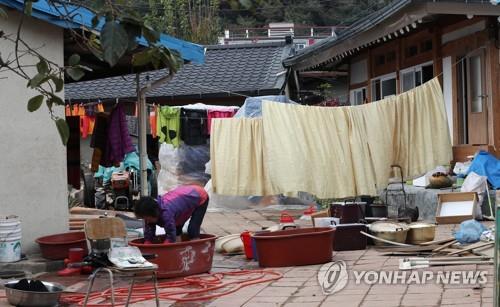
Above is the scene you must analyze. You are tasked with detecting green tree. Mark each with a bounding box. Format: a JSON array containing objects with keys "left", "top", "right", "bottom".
[
  {"left": 220, "top": 0, "right": 392, "bottom": 28},
  {"left": 145, "top": 0, "right": 221, "bottom": 45},
  {"left": 0, "top": 0, "right": 181, "bottom": 145}
]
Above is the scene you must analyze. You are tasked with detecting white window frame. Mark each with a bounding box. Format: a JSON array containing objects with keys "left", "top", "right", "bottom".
[
  {"left": 350, "top": 87, "right": 367, "bottom": 106},
  {"left": 399, "top": 61, "right": 433, "bottom": 92},
  {"left": 371, "top": 72, "right": 397, "bottom": 101}
]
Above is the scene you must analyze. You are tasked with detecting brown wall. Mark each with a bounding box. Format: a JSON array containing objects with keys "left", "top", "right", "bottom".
[{"left": 346, "top": 16, "right": 500, "bottom": 159}]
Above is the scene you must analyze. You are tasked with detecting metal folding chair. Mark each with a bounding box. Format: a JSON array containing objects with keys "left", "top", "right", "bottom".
[{"left": 83, "top": 217, "right": 160, "bottom": 307}]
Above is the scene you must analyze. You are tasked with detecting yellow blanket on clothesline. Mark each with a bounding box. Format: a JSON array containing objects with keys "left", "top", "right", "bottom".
[{"left": 211, "top": 77, "right": 452, "bottom": 198}]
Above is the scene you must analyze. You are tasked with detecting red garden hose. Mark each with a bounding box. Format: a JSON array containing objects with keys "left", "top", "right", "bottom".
[{"left": 59, "top": 269, "right": 283, "bottom": 306}]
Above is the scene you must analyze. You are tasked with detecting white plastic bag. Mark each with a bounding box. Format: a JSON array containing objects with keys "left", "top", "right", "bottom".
[
  {"left": 454, "top": 161, "right": 471, "bottom": 176},
  {"left": 158, "top": 143, "right": 181, "bottom": 195},
  {"left": 461, "top": 172, "right": 487, "bottom": 219}
]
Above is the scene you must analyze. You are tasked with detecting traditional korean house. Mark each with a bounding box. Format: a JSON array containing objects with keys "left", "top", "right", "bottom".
[{"left": 283, "top": 0, "right": 500, "bottom": 161}]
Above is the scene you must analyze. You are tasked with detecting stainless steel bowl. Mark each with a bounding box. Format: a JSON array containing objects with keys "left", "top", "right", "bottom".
[{"left": 4, "top": 280, "right": 64, "bottom": 307}]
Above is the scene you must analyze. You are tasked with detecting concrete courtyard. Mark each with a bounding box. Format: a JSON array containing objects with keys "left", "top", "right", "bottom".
[{"left": 0, "top": 208, "right": 495, "bottom": 307}]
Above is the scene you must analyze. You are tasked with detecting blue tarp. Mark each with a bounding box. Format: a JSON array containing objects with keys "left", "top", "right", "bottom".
[
  {"left": 468, "top": 151, "right": 500, "bottom": 189},
  {"left": 0, "top": 0, "right": 205, "bottom": 64},
  {"left": 234, "top": 95, "right": 295, "bottom": 118}
]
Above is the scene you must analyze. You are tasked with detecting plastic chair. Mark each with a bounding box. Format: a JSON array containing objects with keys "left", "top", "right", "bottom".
[{"left": 83, "top": 217, "right": 160, "bottom": 307}]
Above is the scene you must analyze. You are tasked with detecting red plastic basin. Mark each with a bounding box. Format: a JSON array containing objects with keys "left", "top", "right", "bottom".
[
  {"left": 129, "top": 234, "right": 216, "bottom": 279},
  {"left": 35, "top": 231, "right": 88, "bottom": 260},
  {"left": 253, "top": 227, "right": 334, "bottom": 267}
]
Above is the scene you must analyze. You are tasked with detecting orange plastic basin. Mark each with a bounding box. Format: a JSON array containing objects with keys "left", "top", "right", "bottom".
[
  {"left": 129, "top": 234, "right": 216, "bottom": 279},
  {"left": 253, "top": 227, "right": 334, "bottom": 267},
  {"left": 35, "top": 231, "right": 88, "bottom": 260}
]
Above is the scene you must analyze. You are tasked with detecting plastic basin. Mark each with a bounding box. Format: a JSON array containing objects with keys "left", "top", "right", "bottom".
[
  {"left": 35, "top": 232, "right": 88, "bottom": 260},
  {"left": 129, "top": 234, "right": 216, "bottom": 279},
  {"left": 253, "top": 227, "right": 334, "bottom": 267}
]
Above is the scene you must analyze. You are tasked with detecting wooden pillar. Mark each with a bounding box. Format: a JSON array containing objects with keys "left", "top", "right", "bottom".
[
  {"left": 396, "top": 36, "right": 402, "bottom": 94},
  {"left": 433, "top": 27, "right": 443, "bottom": 83},
  {"left": 489, "top": 40, "right": 500, "bottom": 156},
  {"left": 367, "top": 48, "right": 373, "bottom": 102}
]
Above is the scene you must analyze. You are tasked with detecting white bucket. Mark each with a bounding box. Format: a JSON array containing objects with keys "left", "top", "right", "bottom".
[{"left": 0, "top": 216, "right": 22, "bottom": 262}]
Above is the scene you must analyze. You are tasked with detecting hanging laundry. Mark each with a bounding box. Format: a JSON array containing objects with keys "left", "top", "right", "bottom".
[
  {"left": 71, "top": 104, "right": 79, "bottom": 116},
  {"left": 101, "top": 103, "right": 135, "bottom": 167},
  {"left": 97, "top": 103, "right": 105, "bottom": 113},
  {"left": 65, "top": 105, "right": 72, "bottom": 117},
  {"left": 211, "top": 118, "right": 274, "bottom": 196},
  {"left": 207, "top": 109, "right": 235, "bottom": 134},
  {"left": 157, "top": 106, "right": 181, "bottom": 147},
  {"left": 87, "top": 116, "right": 95, "bottom": 135},
  {"left": 210, "top": 78, "right": 452, "bottom": 198},
  {"left": 66, "top": 117, "right": 81, "bottom": 189},
  {"left": 78, "top": 105, "right": 85, "bottom": 117},
  {"left": 90, "top": 113, "right": 109, "bottom": 172},
  {"left": 180, "top": 108, "right": 208, "bottom": 146},
  {"left": 149, "top": 105, "right": 158, "bottom": 138},
  {"left": 80, "top": 115, "right": 90, "bottom": 139}
]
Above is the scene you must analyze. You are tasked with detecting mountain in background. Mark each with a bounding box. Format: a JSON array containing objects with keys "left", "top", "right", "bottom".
[
  {"left": 71, "top": 0, "right": 393, "bottom": 44},
  {"left": 221, "top": 0, "right": 392, "bottom": 28}
]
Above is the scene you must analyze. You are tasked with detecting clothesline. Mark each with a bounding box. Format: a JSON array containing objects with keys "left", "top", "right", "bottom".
[{"left": 67, "top": 48, "right": 478, "bottom": 109}]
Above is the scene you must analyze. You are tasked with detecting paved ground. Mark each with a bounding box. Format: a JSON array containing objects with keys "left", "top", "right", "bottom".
[{"left": 0, "top": 209, "right": 495, "bottom": 306}]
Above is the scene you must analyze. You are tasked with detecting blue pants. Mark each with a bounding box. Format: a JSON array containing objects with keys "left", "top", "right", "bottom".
[{"left": 176, "top": 198, "right": 209, "bottom": 239}]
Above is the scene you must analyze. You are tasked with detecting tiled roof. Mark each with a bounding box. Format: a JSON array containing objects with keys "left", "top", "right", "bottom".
[
  {"left": 65, "top": 43, "right": 291, "bottom": 101},
  {"left": 283, "top": 0, "right": 500, "bottom": 70}
]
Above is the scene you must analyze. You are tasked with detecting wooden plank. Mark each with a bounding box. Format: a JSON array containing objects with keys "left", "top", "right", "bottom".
[
  {"left": 360, "top": 231, "right": 412, "bottom": 247},
  {"left": 70, "top": 207, "right": 116, "bottom": 216},
  {"left": 419, "top": 237, "right": 455, "bottom": 246},
  {"left": 375, "top": 245, "right": 441, "bottom": 253},
  {"left": 448, "top": 242, "right": 494, "bottom": 255},
  {"left": 433, "top": 240, "right": 458, "bottom": 252}
]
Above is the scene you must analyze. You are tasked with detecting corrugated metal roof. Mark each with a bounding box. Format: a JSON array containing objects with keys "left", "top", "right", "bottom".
[{"left": 0, "top": 0, "right": 205, "bottom": 64}]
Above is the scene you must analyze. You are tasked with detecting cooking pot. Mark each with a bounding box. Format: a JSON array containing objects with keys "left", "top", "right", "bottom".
[
  {"left": 5, "top": 280, "right": 64, "bottom": 307},
  {"left": 406, "top": 222, "right": 436, "bottom": 244},
  {"left": 369, "top": 221, "right": 409, "bottom": 246}
]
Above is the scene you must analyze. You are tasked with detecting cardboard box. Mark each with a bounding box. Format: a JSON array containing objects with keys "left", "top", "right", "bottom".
[
  {"left": 311, "top": 209, "right": 330, "bottom": 227},
  {"left": 436, "top": 192, "right": 477, "bottom": 224}
]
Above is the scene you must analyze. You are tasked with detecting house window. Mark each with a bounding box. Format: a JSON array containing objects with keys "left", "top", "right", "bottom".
[
  {"left": 382, "top": 78, "right": 397, "bottom": 97},
  {"left": 400, "top": 61, "right": 434, "bottom": 92},
  {"left": 350, "top": 87, "right": 367, "bottom": 105},
  {"left": 371, "top": 73, "right": 397, "bottom": 101}
]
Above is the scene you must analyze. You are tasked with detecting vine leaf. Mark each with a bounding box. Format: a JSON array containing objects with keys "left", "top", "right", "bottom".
[
  {"left": 55, "top": 118, "right": 70, "bottom": 145},
  {"left": 27, "top": 95, "right": 44, "bottom": 112},
  {"left": 66, "top": 67, "right": 85, "bottom": 81},
  {"left": 36, "top": 58, "right": 49, "bottom": 74},
  {"left": 101, "top": 21, "right": 128, "bottom": 66},
  {"left": 50, "top": 76, "right": 64, "bottom": 92},
  {"left": 68, "top": 54, "right": 80, "bottom": 66}
]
